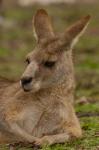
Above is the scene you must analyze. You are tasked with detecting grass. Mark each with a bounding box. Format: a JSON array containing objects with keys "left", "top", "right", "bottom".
[{"left": 0, "top": 2, "right": 99, "bottom": 150}]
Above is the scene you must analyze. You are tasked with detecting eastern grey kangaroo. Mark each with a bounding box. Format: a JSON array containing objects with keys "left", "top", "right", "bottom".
[{"left": 0, "top": 9, "right": 90, "bottom": 149}]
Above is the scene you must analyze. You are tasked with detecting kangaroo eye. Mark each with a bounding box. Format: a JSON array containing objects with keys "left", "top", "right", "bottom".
[
  {"left": 26, "top": 58, "right": 30, "bottom": 64},
  {"left": 44, "top": 61, "right": 56, "bottom": 68}
]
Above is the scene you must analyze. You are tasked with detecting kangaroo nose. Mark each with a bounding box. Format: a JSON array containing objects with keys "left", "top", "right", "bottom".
[{"left": 21, "top": 77, "right": 33, "bottom": 86}]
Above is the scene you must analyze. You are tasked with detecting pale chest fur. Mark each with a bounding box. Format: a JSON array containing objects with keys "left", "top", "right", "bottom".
[{"left": 13, "top": 96, "right": 70, "bottom": 138}]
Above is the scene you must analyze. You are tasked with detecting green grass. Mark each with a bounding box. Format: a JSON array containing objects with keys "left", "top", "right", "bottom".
[
  {"left": 76, "top": 103, "right": 99, "bottom": 114},
  {"left": 0, "top": 3, "right": 99, "bottom": 150}
]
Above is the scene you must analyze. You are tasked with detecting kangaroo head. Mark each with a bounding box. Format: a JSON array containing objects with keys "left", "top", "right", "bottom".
[{"left": 21, "top": 9, "right": 90, "bottom": 92}]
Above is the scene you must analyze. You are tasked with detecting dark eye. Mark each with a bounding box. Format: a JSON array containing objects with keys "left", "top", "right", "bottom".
[
  {"left": 26, "top": 58, "right": 30, "bottom": 64},
  {"left": 44, "top": 61, "right": 56, "bottom": 68}
]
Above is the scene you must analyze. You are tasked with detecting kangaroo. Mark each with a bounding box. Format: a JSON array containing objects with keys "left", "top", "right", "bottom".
[{"left": 0, "top": 9, "right": 90, "bottom": 149}]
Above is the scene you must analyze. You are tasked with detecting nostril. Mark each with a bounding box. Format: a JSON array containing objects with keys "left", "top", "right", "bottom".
[{"left": 21, "top": 77, "right": 33, "bottom": 85}]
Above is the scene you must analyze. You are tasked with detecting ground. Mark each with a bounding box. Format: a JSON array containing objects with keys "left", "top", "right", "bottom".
[{"left": 0, "top": 3, "right": 99, "bottom": 150}]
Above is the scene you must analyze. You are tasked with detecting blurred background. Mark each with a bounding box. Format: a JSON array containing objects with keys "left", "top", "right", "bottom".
[{"left": 0, "top": 1, "right": 99, "bottom": 149}]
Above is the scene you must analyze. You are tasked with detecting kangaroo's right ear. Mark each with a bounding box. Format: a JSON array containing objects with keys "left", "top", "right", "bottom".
[{"left": 33, "top": 9, "right": 54, "bottom": 43}]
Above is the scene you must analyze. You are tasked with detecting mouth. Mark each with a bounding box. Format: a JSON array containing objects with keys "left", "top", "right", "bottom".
[
  {"left": 20, "top": 80, "right": 41, "bottom": 93},
  {"left": 20, "top": 82, "right": 32, "bottom": 92},
  {"left": 23, "top": 87, "right": 31, "bottom": 92},
  {"left": 23, "top": 85, "right": 32, "bottom": 92}
]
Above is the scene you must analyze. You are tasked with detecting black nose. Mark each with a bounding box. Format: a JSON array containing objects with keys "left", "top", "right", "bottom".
[{"left": 21, "top": 77, "right": 33, "bottom": 86}]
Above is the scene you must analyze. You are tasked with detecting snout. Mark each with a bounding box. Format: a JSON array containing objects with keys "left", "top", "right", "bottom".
[
  {"left": 21, "top": 77, "right": 33, "bottom": 92},
  {"left": 21, "top": 77, "right": 33, "bottom": 85}
]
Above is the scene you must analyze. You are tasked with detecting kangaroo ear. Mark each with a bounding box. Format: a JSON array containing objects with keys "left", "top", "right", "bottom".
[
  {"left": 62, "top": 15, "right": 91, "bottom": 48},
  {"left": 33, "top": 9, "right": 54, "bottom": 42}
]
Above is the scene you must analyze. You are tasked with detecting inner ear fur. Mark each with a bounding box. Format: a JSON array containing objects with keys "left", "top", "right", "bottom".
[
  {"left": 33, "top": 9, "right": 54, "bottom": 42},
  {"left": 61, "top": 15, "right": 91, "bottom": 49}
]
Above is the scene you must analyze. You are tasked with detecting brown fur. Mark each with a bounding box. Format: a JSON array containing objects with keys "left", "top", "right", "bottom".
[{"left": 0, "top": 9, "right": 90, "bottom": 149}]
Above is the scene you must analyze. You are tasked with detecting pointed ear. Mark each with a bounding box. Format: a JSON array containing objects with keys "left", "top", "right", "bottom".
[
  {"left": 33, "top": 9, "right": 54, "bottom": 43},
  {"left": 62, "top": 15, "right": 91, "bottom": 48}
]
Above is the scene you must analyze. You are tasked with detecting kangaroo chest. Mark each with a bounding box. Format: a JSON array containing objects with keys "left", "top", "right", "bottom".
[{"left": 19, "top": 101, "right": 68, "bottom": 137}]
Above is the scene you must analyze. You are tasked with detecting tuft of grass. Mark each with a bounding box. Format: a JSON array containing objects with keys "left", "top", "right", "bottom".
[{"left": 76, "top": 103, "right": 99, "bottom": 114}]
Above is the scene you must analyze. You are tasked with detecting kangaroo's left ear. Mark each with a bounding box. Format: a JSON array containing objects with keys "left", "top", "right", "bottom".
[{"left": 61, "top": 15, "right": 91, "bottom": 49}]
